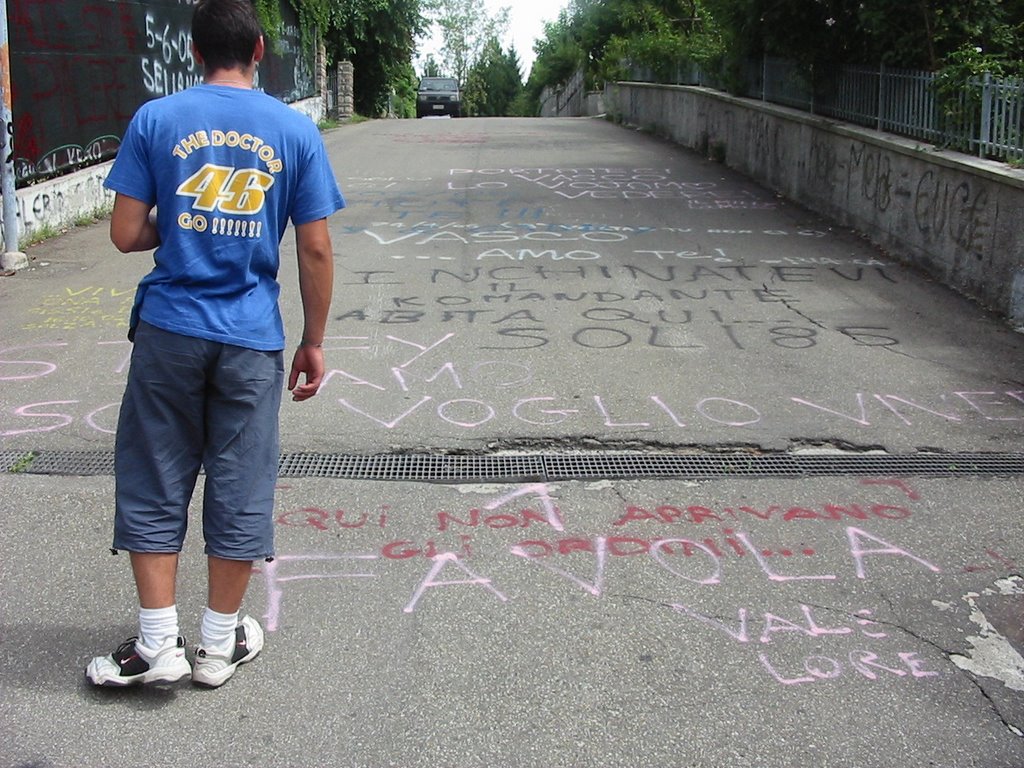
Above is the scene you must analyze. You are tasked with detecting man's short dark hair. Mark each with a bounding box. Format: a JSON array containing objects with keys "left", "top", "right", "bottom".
[{"left": 192, "top": 0, "right": 263, "bottom": 72}]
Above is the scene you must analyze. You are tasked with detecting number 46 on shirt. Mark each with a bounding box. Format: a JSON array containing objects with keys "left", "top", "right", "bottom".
[{"left": 177, "top": 163, "right": 275, "bottom": 214}]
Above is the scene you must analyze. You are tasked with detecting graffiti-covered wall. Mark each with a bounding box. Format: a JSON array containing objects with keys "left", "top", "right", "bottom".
[{"left": 9, "top": 0, "right": 314, "bottom": 184}]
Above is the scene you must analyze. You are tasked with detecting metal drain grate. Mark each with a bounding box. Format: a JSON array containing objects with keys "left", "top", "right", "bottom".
[
  {"left": 5, "top": 449, "right": 1024, "bottom": 481},
  {"left": 278, "top": 453, "right": 545, "bottom": 482}
]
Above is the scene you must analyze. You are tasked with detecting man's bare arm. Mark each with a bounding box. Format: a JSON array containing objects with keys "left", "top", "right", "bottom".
[
  {"left": 109, "top": 193, "right": 160, "bottom": 253},
  {"left": 288, "top": 218, "right": 334, "bottom": 401}
]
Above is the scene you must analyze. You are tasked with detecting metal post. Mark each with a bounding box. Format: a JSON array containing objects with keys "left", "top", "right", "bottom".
[
  {"left": 978, "top": 72, "right": 992, "bottom": 158},
  {"left": 0, "top": 0, "right": 25, "bottom": 270}
]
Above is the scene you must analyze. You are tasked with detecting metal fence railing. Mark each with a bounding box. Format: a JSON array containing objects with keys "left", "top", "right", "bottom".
[{"left": 627, "top": 57, "right": 1024, "bottom": 164}]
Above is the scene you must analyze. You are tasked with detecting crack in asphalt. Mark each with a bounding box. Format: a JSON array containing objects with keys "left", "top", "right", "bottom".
[{"left": 768, "top": 284, "right": 917, "bottom": 359}]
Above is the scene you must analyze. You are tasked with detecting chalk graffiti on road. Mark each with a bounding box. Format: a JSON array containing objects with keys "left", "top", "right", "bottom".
[
  {"left": 22, "top": 286, "right": 134, "bottom": 331},
  {"left": 260, "top": 479, "right": 1009, "bottom": 687},
  {"left": 3, "top": 335, "right": 1024, "bottom": 436},
  {"left": 445, "top": 168, "right": 779, "bottom": 208}
]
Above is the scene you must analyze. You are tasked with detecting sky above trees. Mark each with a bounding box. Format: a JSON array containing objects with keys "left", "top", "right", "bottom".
[{"left": 417, "top": 0, "right": 568, "bottom": 77}]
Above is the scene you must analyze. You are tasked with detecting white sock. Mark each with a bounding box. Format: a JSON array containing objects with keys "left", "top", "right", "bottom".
[
  {"left": 201, "top": 607, "right": 239, "bottom": 655},
  {"left": 138, "top": 605, "right": 179, "bottom": 651}
]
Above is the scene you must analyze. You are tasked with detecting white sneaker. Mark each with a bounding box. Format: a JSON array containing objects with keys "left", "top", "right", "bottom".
[
  {"left": 192, "top": 615, "right": 264, "bottom": 688},
  {"left": 86, "top": 636, "right": 190, "bottom": 686}
]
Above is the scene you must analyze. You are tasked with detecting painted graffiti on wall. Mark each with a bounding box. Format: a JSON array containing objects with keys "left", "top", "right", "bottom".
[{"left": 9, "top": 0, "right": 312, "bottom": 183}]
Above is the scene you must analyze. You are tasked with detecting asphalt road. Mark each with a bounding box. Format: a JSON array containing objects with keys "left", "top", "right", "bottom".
[{"left": 1, "top": 116, "right": 1023, "bottom": 768}]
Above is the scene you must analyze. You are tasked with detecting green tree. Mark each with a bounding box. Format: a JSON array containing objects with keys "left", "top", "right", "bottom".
[
  {"left": 432, "top": 0, "right": 510, "bottom": 86},
  {"left": 701, "top": 0, "right": 1024, "bottom": 73},
  {"left": 465, "top": 38, "right": 523, "bottom": 115},
  {"left": 522, "top": 11, "right": 584, "bottom": 114},
  {"left": 421, "top": 55, "right": 443, "bottom": 78},
  {"left": 321, "top": 0, "right": 430, "bottom": 115}
]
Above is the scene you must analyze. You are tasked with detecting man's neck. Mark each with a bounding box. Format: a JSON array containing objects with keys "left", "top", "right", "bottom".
[{"left": 204, "top": 67, "right": 254, "bottom": 89}]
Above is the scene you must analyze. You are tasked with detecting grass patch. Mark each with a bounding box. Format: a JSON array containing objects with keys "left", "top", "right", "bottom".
[
  {"left": 18, "top": 202, "right": 114, "bottom": 248},
  {"left": 20, "top": 222, "right": 62, "bottom": 249},
  {"left": 72, "top": 203, "right": 113, "bottom": 228},
  {"left": 319, "top": 113, "right": 370, "bottom": 131},
  {"left": 9, "top": 451, "right": 37, "bottom": 473}
]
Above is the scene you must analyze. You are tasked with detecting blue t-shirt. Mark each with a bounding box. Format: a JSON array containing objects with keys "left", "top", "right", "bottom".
[{"left": 104, "top": 84, "right": 345, "bottom": 351}]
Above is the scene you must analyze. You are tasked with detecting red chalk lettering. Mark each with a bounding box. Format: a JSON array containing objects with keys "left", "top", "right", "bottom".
[
  {"left": 382, "top": 540, "right": 423, "bottom": 559},
  {"left": 656, "top": 505, "right": 686, "bottom": 523},
  {"left": 821, "top": 504, "right": 869, "bottom": 520},
  {"left": 607, "top": 537, "right": 650, "bottom": 556},
  {"left": 870, "top": 504, "right": 911, "bottom": 520},
  {"left": 737, "top": 505, "right": 778, "bottom": 521},
  {"left": 859, "top": 478, "right": 921, "bottom": 500},
  {"left": 687, "top": 506, "right": 722, "bottom": 523},
  {"left": 613, "top": 506, "right": 658, "bottom": 526},
  {"left": 513, "top": 540, "right": 553, "bottom": 558},
  {"left": 335, "top": 511, "right": 369, "bottom": 529},
  {"left": 558, "top": 538, "right": 596, "bottom": 555},
  {"left": 276, "top": 507, "right": 329, "bottom": 531},
  {"left": 782, "top": 506, "right": 824, "bottom": 521},
  {"left": 437, "top": 509, "right": 481, "bottom": 531}
]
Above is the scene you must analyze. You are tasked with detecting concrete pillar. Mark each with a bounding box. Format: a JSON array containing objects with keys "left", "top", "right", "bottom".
[
  {"left": 316, "top": 38, "right": 327, "bottom": 102},
  {"left": 337, "top": 61, "right": 354, "bottom": 119}
]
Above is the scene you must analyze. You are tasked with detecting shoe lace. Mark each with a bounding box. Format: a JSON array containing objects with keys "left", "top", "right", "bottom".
[{"left": 114, "top": 637, "right": 140, "bottom": 656}]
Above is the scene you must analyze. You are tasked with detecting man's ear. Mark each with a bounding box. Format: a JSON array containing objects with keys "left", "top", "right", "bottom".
[
  {"left": 253, "top": 35, "right": 265, "bottom": 64},
  {"left": 191, "top": 41, "right": 205, "bottom": 68}
]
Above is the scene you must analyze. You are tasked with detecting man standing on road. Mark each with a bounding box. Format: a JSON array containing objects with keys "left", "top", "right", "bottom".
[{"left": 86, "top": 0, "right": 344, "bottom": 688}]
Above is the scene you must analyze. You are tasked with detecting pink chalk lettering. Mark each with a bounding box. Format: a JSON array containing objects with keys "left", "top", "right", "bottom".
[
  {"left": 650, "top": 538, "right": 721, "bottom": 585},
  {"left": 403, "top": 552, "right": 508, "bottom": 613},
  {"left": 790, "top": 393, "right": 871, "bottom": 426},
  {"left": 321, "top": 369, "right": 387, "bottom": 390},
  {"left": 337, "top": 395, "right": 432, "bottom": 428},
  {"left": 672, "top": 603, "right": 749, "bottom": 642},
  {"left": 593, "top": 395, "right": 650, "bottom": 427},
  {"left": 484, "top": 483, "right": 565, "bottom": 532},
  {"left": 0, "top": 343, "right": 66, "bottom": 381},
  {"left": 845, "top": 527, "right": 941, "bottom": 579},
  {"left": 733, "top": 530, "right": 837, "bottom": 582},
  {"left": 2, "top": 401, "right": 78, "bottom": 436},
  {"left": 510, "top": 536, "right": 607, "bottom": 596},
  {"left": 262, "top": 554, "right": 378, "bottom": 631},
  {"left": 758, "top": 653, "right": 815, "bottom": 685},
  {"left": 389, "top": 332, "right": 456, "bottom": 369}
]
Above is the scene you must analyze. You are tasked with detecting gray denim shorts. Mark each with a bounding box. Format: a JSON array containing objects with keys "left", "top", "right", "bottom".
[{"left": 113, "top": 322, "right": 284, "bottom": 560}]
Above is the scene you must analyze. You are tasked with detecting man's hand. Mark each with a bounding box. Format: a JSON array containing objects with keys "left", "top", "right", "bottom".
[{"left": 288, "top": 344, "right": 325, "bottom": 401}]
